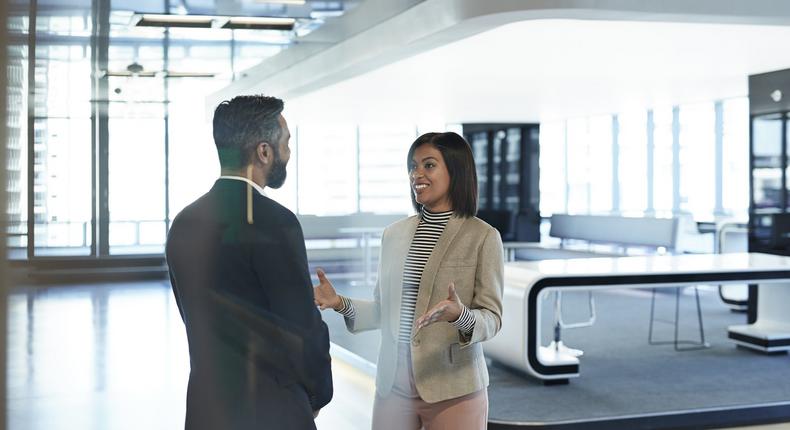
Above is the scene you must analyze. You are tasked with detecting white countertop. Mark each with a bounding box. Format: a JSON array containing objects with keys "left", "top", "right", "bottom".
[{"left": 505, "top": 252, "right": 790, "bottom": 279}]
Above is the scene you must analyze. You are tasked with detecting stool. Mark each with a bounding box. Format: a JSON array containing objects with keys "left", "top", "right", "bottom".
[{"left": 648, "top": 286, "right": 710, "bottom": 351}]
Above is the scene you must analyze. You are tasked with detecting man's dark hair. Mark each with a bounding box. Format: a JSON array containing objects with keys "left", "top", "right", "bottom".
[
  {"left": 212, "top": 95, "right": 284, "bottom": 170},
  {"left": 407, "top": 132, "right": 478, "bottom": 218}
]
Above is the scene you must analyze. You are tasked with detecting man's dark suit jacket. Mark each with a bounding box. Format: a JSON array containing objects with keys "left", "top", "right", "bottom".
[{"left": 166, "top": 178, "right": 333, "bottom": 430}]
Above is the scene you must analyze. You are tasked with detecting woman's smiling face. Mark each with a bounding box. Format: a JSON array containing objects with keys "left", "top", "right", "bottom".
[{"left": 409, "top": 144, "right": 452, "bottom": 213}]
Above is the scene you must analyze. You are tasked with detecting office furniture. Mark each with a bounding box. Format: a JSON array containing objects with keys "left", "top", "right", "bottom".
[
  {"left": 483, "top": 253, "right": 790, "bottom": 382},
  {"left": 749, "top": 68, "right": 790, "bottom": 257},
  {"left": 717, "top": 222, "right": 749, "bottom": 310},
  {"left": 463, "top": 123, "right": 541, "bottom": 242}
]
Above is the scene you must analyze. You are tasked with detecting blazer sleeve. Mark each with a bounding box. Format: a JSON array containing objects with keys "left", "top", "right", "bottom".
[
  {"left": 253, "top": 213, "right": 333, "bottom": 411},
  {"left": 461, "top": 227, "right": 504, "bottom": 348},
  {"left": 344, "top": 277, "right": 381, "bottom": 333},
  {"left": 344, "top": 229, "right": 385, "bottom": 333}
]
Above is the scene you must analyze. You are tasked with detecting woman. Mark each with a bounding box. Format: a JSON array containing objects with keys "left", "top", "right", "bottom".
[{"left": 313, "top": 132, "right": 504, "bottom": 429}]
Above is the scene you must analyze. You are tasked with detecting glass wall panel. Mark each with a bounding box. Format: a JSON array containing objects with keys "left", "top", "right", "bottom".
[
  {"left": 588, "top": 115, "right": 612, "bottom": 213},
  {"left": 6, "top": 12, "right": 29, "bottom": 258},
  {"left": 108, "top": 102, "right": 166, "bottom": 254},
  {"left": 469, "top": 132, "right": 488, "bottom": 209},
  {"left": 503, "top": 127, "right": 522, "bottom": 212},
  {"left": 652, "top": 107, "right": 674, "bottom": 215},
  {"left": 297, "top": 125, "right": 356, "bottom": 215},
  {"left": 538, "top": 121, "right": 566, "bottom": 216},
  {"left": 486, "top": 128, "right": 523, "bottom": 212},
  {"left": 566, "top": 118, "right": 590, "bottom": 214},
  {"left": 491, "top": 131, "right": 503, "bottom": 208},
  {"left": 32, "top": 37, "right": 92, "bottom": 256},
  {"left": 678, "top": 102, "right": 715, "bottom": 219},
  {"left": 358, "top": 124, "right": 412, "bottom": 215},
  {"left": 751, "top": 113, "right": 783, "bottom": 210},
  {"left": 566, "top": 115, "right": 611, "bottom": 214},
  {"left": 722, "top": 97, "right": 749, "bottom": 219},
  {"left": 617, "top": 111, "right": 647, "bottom": 214},
  {"left": 166, "top": 37, "right": 232, "bottom": 219}
]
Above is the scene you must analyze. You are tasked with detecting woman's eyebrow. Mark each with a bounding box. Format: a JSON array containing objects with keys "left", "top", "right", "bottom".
[{"left": 412, "top": 156, "right": 439, "bottom": 163}]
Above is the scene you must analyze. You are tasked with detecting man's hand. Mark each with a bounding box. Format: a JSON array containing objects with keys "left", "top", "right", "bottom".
[
  {"left": 414, "top": 282, "right": 462, "bottom": 332},
  {"left": 313, "top": 268, "right": 343, "bottom": 311}
]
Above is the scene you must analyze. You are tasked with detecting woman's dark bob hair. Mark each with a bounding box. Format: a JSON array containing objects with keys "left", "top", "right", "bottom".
[{"left": 407, "top": 132, "right": 478, "bottom": 218}]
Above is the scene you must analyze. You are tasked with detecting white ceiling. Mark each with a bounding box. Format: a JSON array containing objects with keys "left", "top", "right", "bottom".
[{"left": 286, "top": 19, "right": 790, "bottom": 125}]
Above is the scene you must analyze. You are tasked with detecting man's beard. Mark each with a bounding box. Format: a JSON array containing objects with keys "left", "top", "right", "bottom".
[{"left": 266, "top": 153, "right": 288, "bottom": 189}]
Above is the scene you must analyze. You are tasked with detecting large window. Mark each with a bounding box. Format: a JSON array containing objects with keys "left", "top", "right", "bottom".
[
  {"left": 358, "top": 124, "right": 412, "bottom": 214},
  {"left": 566, "top": 115, "right": 612, "bottom": 214},
  {"left": 6, "top": 1, "right": 363, "bottom": 259},
  {"left": 6, "top": 14, "right": 29, "bottom": 258},
  {"left": 538, "top": 97, "right": 750, "bottom": 222},
  {"left": 652, "top": 107, "right": 675, "bottom": 216},
  {"left": 538, "top": 121, "right": 566, "bottom": 216},
  {"left": 617, "top": 112, "right": 647, "bottom": 214},
  {"left": 296, "top": 124, "right": 357, "bottom": 215},
  {"left": 32, "top": 41, "right": 93, "bottom": 256},
  {"left": 722, "top": 98, "right": 749, "bottom": 218},
  {"left": 678, "top": 102, "right": 715, "bottom": 219},
  {"left": 167, "top": 77, "right": 223, "bottom": 220},
  {"left": 108, "top": 104, "right": 166, "bottom": 254}
]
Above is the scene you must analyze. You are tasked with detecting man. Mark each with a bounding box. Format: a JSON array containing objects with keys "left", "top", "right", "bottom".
[{"left": 166, "top": 95, "right": 333, "bottom": 429}]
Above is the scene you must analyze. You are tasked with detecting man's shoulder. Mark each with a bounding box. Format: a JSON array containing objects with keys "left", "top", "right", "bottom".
[
  {"left": 252, "top": 193, "right": 300, "bottom": 227},
  {"left": 169, "top": 191, "right": 211, "bottom": 227}
]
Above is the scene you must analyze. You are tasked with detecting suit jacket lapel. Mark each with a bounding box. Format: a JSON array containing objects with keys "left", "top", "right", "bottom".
[
  {"left": 388, "top": 216, "right": 419, "bottom": 339},
  {"left": 412, "top": 215, "right": 466, "bottom": 329}
]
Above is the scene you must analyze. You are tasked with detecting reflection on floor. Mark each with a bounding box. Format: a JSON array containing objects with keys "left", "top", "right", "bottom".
[
  {"left": 6, "top": 281, "right": 372, "bottom": 430},
  {"left": 5, "top": 280, "right": 789, "bottom": 430}
]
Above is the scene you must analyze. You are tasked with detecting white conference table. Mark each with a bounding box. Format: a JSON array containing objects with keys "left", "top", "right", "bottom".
[{"left": 483, "top": 252, "right": 790, "bottom": 382}]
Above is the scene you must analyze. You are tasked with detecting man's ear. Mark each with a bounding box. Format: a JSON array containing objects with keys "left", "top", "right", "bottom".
[{"left": 255, "top": 142, "right": 271, "bottom": 165}]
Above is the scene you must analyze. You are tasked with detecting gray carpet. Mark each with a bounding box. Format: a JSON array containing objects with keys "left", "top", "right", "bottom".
[
  {"left": 490, "top": 287, "right": 790, "bottom": 423},
  {"left": 321, "top": 281, "right": 790, "bottom": 426}
]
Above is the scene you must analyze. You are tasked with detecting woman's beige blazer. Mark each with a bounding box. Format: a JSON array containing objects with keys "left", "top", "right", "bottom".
[{"left": 345, "top": 214, "right": 504, "bottom": 403}]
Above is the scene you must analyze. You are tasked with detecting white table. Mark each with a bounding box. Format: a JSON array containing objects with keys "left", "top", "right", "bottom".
[{"left": 483, "top": 252, "right": 790, "bottom": 382}]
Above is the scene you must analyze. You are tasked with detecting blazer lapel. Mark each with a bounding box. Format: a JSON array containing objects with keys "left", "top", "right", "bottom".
[
  {"left": 388, "top": 216, "right": 419, "bottom": 339},
  {"left": 412, "top": 215, "right": 466, "bottom": 329}
]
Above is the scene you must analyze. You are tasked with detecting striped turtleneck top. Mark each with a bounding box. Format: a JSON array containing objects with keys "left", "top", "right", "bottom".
[{"left": 337, "top": 209, "right": 476, "bottom": 343}]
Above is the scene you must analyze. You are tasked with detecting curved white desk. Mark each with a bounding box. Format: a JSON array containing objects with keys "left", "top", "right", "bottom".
[{"left": 483, "top": 252, "right": 790, "bottom": 382}]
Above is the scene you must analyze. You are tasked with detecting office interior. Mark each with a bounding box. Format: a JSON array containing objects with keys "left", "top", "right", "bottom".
[{"left": 3, "top": 0, "right": 790, "bottom": 429}]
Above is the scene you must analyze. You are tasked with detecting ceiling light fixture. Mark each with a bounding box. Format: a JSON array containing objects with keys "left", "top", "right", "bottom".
[
  {"left": 135, "top": 14, "right": 214, "bottom": 28},
  {"left": 104, "top": 70, "right": 216, "bottom": 78},
  {"left": 132, "top": 13, "right": 296, "bottom": 30},
  {"left": 221, "top": 17, "right": 295, "bottom": 30}
]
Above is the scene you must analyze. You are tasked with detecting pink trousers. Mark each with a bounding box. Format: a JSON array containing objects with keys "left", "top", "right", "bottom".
[{"left": 371, "top": 343, "right": 488, "bottom": 430}]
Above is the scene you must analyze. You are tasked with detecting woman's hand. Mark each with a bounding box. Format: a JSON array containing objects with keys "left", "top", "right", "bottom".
[
  {"left": 313, "top": 268, "right": 343, "bottom": 311},
  {"left": 414, "top": 282, "right": 462, "bottom": 331}
]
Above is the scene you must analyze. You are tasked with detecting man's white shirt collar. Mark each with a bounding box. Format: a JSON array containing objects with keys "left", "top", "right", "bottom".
[{"left": 218, "top": 175, "right": 267, "bottom": 196}]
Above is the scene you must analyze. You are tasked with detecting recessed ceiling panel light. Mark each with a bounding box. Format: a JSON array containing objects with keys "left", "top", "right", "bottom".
[
  {"left": 222, "top": 17, "right": 295, "bottom": 30},
  {"left": 135, "top": 14, "right": 214, "bottom": 28}
]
